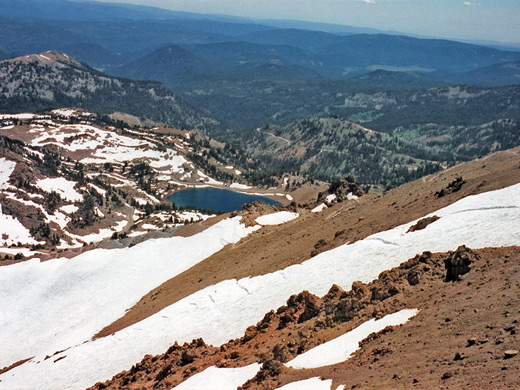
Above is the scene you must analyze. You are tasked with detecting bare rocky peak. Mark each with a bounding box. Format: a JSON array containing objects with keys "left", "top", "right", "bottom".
[{"left": 5, "top": 50, "right": 85, "bottom": 69}]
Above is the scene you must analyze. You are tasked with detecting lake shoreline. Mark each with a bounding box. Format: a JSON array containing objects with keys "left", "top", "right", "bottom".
[
  {"left": 167, "top": 187, "right": 286, "bottom": 213},
  {"left": 163, "top": 181, "right": 293, "bottom": 207}
]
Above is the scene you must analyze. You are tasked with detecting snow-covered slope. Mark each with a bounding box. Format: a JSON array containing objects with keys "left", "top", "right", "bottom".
[
  {"left": 1, "top": 183, "right": 518, "bottom": 389},
  {"left": 0, "top": 110, "right": 248, "bottom": 255},
  {"left": 0, "top": 217, "right": 258, "bottom": 372}
]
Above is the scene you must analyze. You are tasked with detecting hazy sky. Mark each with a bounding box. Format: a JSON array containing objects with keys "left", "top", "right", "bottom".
[{"left": 100, "top": 0, "right": 520, "bottom": 44}]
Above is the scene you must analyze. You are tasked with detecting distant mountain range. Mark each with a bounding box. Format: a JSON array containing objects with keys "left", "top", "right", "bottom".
[
  {"left": 111, "top": 34, "right": 520, "bottom": 84},
  {"left": 1, "top": 0, "right": 519, "bottom": 82},
  {"left": 0, "top": 51, "right": 223, "bottom": 132},
  {"left": 238, "top": 28, "right": 344, "bottom": 49}
]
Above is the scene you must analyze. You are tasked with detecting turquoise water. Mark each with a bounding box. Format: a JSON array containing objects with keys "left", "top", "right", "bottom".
[{"left": 167, "top": 187, "right": 281, "bottom": 213}]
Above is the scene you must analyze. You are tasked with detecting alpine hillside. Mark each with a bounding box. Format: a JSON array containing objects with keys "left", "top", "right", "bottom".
[{"left": 0, "top": 51, "right": 223, "bottom": 133}]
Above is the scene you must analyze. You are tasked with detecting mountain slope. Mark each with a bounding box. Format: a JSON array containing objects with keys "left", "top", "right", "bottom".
[
  {"left": 0, "top": 51, "right": 223, "bottom": 132},
  {"left": 461, "top": 60, "right": 520, "bottom": 86},
  {"left": 58, "top": 42, "right": 128, "bottom": 68},
  {"left": 113, "top": 44, "right": 220, "bottom": 86},
  {"left": 112, "top": 42, "right": 321, "bottom": 89},
  {"left": 93, "top": 147, "right": 520, "bottom": 341},
  {"left": 348, "top": 69, "right": 444, "bottom": 88},
  {"left": 235, "top": 116, "right": 447, "bottom": 187},
  {"left": 1, "top": 146, "right": 518, "bottom": 389},
  {"left": 182, "top": 41, "right": 316, "bottom": 69}
]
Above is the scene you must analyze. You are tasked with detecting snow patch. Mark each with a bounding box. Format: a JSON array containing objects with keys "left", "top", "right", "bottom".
[
  {"left": 325, "top": 194, "right": 337, "bottom": 203},
  {"left": 274, "top": 377, "right": 333, "bottom": 390},
  {"left": 230, "top": 183, "right": 252, "bottom": 190},
  {"left": 51, "top": 109, "right": 78, "bottom": 117},
  {"left": 255, "top": 211, "right": 299, "bottom": 226},
  {"left": 173, "top": 363, "right": 261, "bottom": 390},
  {"left": 0, "top": 113, "right": 35, "bottom": 120},
  {"left": 0, "top": 204, "right": 38, "bottom": 246},
  {"left": 0, "top": 158, "right": 16, "bottom": 190},
  {"left": 311, "top": 203, "right": 327, "bottom": 213},
  {"left": 36, "top": 177, "right": 83, "bottom": 202},
  {"left": 286, "top": 309, "right": 419, "bottom": 369},
  {"left": 0, "top": 247, "right": 41, "bottom": 257}
]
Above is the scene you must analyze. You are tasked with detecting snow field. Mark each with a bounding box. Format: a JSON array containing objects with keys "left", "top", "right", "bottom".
[
  {"left": 286, "top": 309, "right": 419, "bottom": 369},
  {"left": 27, "top": 122, "right": 188, "bottom": 172},
  {"left": 0, "top": 217, "right": 259, "bottom": 372},
  {"left": 1, "top": 184, "right": 520, "bottom": 389}
]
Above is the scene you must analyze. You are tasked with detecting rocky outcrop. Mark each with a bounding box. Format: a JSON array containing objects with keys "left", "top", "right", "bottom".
[
  {"left": 237, "top": 201, "right": 286, "bottom": 227},
  {"left": 317, "top": 174, "right": 363, "bottom": 203},
  {"left": 407, "top": 215, "right": 440, "bottom": 232},
  {"left": 444, "top": 245, "right": 479, "bottom": 282},
  {"left": 435, "top": 176, "right": 466, "bottom": 198}
]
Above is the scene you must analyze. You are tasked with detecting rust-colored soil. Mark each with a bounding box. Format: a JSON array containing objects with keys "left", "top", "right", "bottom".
[
  {"left": 89, "top": 246, "right": 520, "bottom": 390},
  {"left": 271, "top": 247, "right": 520, "bottom": 390},
  {"left": 95, "top": 147, "right": 520, "bottom": 339}
]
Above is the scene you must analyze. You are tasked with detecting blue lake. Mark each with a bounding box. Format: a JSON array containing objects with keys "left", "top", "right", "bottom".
[{"left": 167, "top": 187, "right": 282, "bottom": 213}]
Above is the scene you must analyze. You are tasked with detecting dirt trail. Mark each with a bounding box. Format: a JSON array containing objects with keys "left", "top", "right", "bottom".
[{"left": 95, "top": 147, "right": 520, "bottom": 339}]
